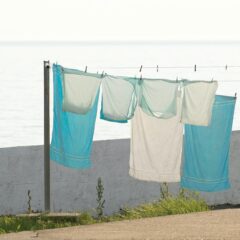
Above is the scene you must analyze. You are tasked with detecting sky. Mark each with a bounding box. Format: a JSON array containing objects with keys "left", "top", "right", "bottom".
[{"left": 0, "top": 0, "right": 240, "bottom": 42}]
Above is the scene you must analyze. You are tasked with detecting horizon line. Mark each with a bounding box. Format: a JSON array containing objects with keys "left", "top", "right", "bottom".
[{"left": 1, "top": 40, "right": 240, "bottom": 46}]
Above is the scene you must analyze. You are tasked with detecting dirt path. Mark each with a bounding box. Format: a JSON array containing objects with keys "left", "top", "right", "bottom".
[{"left": 1, "top": 209, "right": 240, "bottom": 240}]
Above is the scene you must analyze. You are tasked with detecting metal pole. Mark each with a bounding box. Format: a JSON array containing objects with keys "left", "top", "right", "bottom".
[{"left": 44, "top": 60, "right": 50, "bottom": 212}]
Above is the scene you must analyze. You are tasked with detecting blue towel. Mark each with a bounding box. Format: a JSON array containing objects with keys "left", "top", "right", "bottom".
[
  {"left": 181, "top": 95, "right": 236, "bottom": 192},
  {"left": 50, "top": 64, "right": 99, "bottom": 169}
]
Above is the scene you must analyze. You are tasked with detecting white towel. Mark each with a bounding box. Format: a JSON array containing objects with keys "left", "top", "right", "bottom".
[
  {"left": 101, "top": 75, "right": 137, "bottom": 121},
  {"left": 181, "top": 81, "right": 218, "bottom": 126},
  {"left": 129, "top": 104, "right": 183, "bottom": 182},
  {"left": 62, "top": 68, "right": 102, "bottom": 114},
  {"left": 139, "top": 79, "right": 179, "bottom": 118}
]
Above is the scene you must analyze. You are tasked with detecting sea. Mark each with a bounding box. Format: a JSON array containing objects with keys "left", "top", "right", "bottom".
[{"left": 0, "top": 41, "right": 240, "bottom": 148}]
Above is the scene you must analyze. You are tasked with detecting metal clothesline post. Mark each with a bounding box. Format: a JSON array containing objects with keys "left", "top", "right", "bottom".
[{"left": 44, "top": 60, "right": 50, "bottom": 212}]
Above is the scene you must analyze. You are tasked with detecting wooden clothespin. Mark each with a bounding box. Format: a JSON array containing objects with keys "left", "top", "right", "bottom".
[
  {"left": 139, "top": 65, "right": 143, "bottom": 72},
  {"left": 194, "top": 64, "right": 197, "bottom": 72}
]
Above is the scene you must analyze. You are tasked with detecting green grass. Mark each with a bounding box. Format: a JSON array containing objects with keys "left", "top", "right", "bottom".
[
  {"left": 106, "top": 194, "right": 209, "bottom": 222},
  {"left": 0, "top": 190, "right": 209, "bottom": 234},
  {"left": 0, "top": 212, "right": 95, "bottom": 234}
]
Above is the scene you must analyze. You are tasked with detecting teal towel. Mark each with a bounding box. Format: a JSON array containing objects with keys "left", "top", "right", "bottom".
[
  {"left": 50, "top": 64, "right": 99, "bottom": 169},
  {"left": 181, "top": 95, "right": 236, "bottom": 192}
]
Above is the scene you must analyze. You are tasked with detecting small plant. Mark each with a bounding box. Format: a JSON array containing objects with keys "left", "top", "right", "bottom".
[
  {"left": 27, "top": 190, "right": 32, "bottom": 214},
  {"left": 178, "top": 188, "right": 200, "bottom": 200},
  {"left": 178, "top": 188, "right": 186, "bottom": 198},
  {"left": 96, "top": 177, "right": 105, "bottom": 219},
  {"left": 77, "top": 212, "right": 95, "bottom": 225},
  {"left": 160, "top": 182, "right": 171, "bottom": 199}
]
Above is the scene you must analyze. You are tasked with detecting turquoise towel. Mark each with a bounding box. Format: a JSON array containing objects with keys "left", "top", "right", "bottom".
[
  {"left": 181, "top": 95, "right": 236, "bottom": 192},
  {"left": 50, "top": 64, "right": 99, "bottom": 169}
]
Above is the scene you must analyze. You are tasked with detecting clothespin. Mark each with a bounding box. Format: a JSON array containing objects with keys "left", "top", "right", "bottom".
[
  {"left": 194, "top": 64, "right": 197, "bottom": 72},
  {"left": 235, "top": 92, "right": 237, "bottom": 98},
  {"left": 85, "top": 66, "right": 88, "bottom": 73},
  {"left": 157, "top": 65, "right": 159, "bottom": 72},
  {"left": 225, "top": 65, "right": 228, "bottom": 71},
  {"left": 139, "top": 65, "right": 143, "bottom": 72}
]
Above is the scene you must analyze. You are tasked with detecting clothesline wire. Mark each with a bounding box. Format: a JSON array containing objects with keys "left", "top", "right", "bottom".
[
  {"left": 211, "top": 80, "right": 240, "bottom": 82},
  {"left": 51, "top": 62, "right": 240, "bottom": 70},
  {"left": 90, "top": 65, "right": 240, "bottom": 70},
  {"left": 87, "top": 65, "right": 240, "bottom": 82}
]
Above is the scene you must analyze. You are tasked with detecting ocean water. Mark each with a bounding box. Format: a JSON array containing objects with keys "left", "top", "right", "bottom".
[{"left": 0, "top": 41, "right": 240, "bottom": 148}]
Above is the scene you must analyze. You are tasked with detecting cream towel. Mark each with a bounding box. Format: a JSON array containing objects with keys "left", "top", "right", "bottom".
[
  {"left": 101, "top": 75, "right": 137, "bottom": 121},
  {"left": 62, "top": 68, "right": 102, "bottom": 114},
  {"left": 129, "top": 106, "right": 183, "bottom": 182},
  {"left": 181, "top": 81, "right": 218, "bottom": 126}
]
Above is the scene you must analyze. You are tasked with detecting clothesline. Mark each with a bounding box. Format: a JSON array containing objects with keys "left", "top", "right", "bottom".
[
  {"left": 50, "top": 63, "right": 237, "bottom": 192},
  {"left": 51, "top": 62, "right": 240, "bottom": 71},
  {"left": 42, "top": 61, "right": 239, "bottom": 212},
  {"left": 49, "top": 62, "right": 240, "bottom": 82},
  {"left": 86, "top": 65, "right": 240, "bottom": 82},
  {"left": 91, "top": 65, "right": 240, "bottom": 70}
]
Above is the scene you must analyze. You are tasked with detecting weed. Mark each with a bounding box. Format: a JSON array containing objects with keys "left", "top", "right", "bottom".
[
  {"left": 27, "top": 190, "right": 32, "bottom": 214},
  {"left": 160, "top": 182, "right": 171, "bottom": 199},
  {"left": 96, "top": 177, "right": 105, "bottom": 219},
  {"left": 77, "top": 212, "right": 95, "bottom": 225}
]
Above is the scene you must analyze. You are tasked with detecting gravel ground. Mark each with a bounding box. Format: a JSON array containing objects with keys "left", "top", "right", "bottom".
[{"left": 1, "top": 209, "right": 240, "bottom": 240}]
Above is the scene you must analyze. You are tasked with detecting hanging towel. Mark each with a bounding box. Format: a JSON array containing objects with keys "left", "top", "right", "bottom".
[
  {"left": 181, "top": 95, "right": 236, "bottom": 192},
  {"left": 100, "top": 75, "right": 137, "bottom": 122},
  {"left": 181, "top": 80, "right": 218, "bottom": 126},
  {"left": 50, "top": 64, "right": 99, "bottom": 169},
  {"left": 129, "top": 100, "right": 183, "bottom": 182},
  {"left": 62, "top": 66, "right": 102, "bottom": 114},
  {"left": 139, "top": 79, "right": 179, "bottom": 118}
]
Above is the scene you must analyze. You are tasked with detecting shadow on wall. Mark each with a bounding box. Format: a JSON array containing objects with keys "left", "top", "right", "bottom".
[{"left": 0, "top": 130, "right": 240, "bottom": 215}]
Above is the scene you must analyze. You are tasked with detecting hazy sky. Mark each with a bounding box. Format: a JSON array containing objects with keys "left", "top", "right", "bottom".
[{"left": 0, "top": 0, "right": 240, "bottom": 41}]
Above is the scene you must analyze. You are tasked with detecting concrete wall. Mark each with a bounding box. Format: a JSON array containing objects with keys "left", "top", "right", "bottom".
[{"left": 0, "top": 131, "right": 240, "bottom": 215}]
